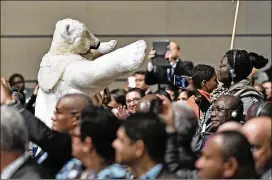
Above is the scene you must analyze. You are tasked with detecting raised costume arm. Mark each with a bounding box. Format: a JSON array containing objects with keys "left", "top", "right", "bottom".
[{"left": 65, "top": 40, "right": 147, "bottom": 90}]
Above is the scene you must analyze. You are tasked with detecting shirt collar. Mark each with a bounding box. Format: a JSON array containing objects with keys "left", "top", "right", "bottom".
[
  {"left": 1, "top": 153, "right": 29, "bottom": 179},
  {"left": 145, "top": 88, "right": 152, "bottom": 95},
  {"left": 140, "top": 163, "right": 163, "bottom": 179},
  {"left": 96, "top": 163, "right": 127, "bottom": 179},
  {"left": 198, "top": 89, "right": 211, "bottom": 101},
  {"left": 170, "top": 59, "right": 179, "bottom": 68}
]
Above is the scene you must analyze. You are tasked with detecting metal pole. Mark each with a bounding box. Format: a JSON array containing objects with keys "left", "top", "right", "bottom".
[{"left": 230, "top": 0, "right": 240, "bottom": 50}]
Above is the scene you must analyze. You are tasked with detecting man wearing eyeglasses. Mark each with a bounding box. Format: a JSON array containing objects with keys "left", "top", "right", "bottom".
[
  {"left": 32, "top": 94, "right": 94, "bottom": 175},
  {"left": 115, "top": 88, "right": 145, "bottom": 120},
  {"left": 210, "top": 95, "right": 244, "bottom": 132},
  {"left": 125, "top": 88, "right": 145, "bottom": 115},
  {"left": 1, "top": 77, "right": 97, "bottom": 177},
  {"left": 194, "top": 95, "right": 244, "bottom": 152},
  {"left": 145, "top": 41, "right": 194, "bottom": 89}
]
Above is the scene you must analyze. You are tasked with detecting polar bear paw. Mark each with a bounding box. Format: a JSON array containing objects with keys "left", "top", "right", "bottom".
[
  {"left": 131, "top": 40, "right": 147, "bottom": 63},
  {"left": 113, "top": 40, "right": 147, "bottom": 71},
  {"left": 98, "top": 40, "right": 117, "bottom": 54},
  {"left": 94, "top": 40, "right": 147, "bottom": 73}
]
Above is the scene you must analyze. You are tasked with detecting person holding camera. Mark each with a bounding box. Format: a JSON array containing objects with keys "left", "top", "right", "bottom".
[{"left": 145, "top": 41, "right": 194, "bottom": 89}]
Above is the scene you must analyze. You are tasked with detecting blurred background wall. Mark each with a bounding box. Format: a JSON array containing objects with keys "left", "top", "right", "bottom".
[{"left": 1, "top": 1, "right": 271, "bottom": 89}]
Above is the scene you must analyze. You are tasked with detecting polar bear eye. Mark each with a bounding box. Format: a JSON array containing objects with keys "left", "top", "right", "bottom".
[{"left": 65, "top": 24, "right": 72, "bottom": 35}]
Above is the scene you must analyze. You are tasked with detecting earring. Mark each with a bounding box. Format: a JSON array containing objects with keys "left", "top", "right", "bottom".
[
  {"left": 230, "top": 69, "right": 236, "bottom": 85},
  {"left": 230, "top": 69, "right": 236, "bottom": 78},
  {"left": 231, "top": 111, "right": 237, "bottom": 118}
]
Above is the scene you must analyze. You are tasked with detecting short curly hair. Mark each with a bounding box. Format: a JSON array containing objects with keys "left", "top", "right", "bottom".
[{"left": 191, "top": 64, "right": 216, "bottom": 89}]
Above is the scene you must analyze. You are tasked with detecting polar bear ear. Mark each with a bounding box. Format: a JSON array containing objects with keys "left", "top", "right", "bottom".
[{"left": 59, "top": 23, "right": 75, "bottom": 44}]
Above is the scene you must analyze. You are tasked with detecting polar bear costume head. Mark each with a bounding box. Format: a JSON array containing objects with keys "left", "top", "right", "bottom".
[{"left": 49, "top": 18, "right": 100, "bottom": 55}]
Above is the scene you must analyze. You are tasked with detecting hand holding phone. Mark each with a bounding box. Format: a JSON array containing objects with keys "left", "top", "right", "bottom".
[
  {"left": 174, "top": 75, "right": 198, "bottom": 94},
  {"left": 174, "top": 75, "right": 189, "bottom": 88},
  {"left": 148, "top": 48, "right": 156, "bottom": 60}
]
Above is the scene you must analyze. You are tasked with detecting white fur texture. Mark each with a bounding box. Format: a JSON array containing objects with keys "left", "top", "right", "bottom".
[
  {"left": 35, "top": 18, "right": 147, "bottom": 128},
  {"left": 98, "top": 40, "right": 117, "bottom": 54}
]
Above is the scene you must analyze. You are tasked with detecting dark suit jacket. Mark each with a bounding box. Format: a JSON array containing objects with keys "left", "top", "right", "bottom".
[
  {"left": 145, "top": 60, "right": 194, "bottom": 86},
  {"left": 10, "top": 157, "right": 52, "bottom": 179},
  {"left": 14, "top": 104, "right": 72, "bottom": 176}
]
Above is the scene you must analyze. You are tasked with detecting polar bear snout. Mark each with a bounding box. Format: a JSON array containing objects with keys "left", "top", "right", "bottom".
[{"left": 91, "top": 41, "right": 100, "bottom": 50}]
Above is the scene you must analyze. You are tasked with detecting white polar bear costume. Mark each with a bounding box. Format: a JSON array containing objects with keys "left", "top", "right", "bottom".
[{"left": 35, "top": 18, "right": 147, "bottom": 128}]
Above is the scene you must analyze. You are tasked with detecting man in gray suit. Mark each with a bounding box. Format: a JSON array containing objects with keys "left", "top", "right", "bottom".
[{"left": 0, "top": 106, "right": 51, "bottom": 179}]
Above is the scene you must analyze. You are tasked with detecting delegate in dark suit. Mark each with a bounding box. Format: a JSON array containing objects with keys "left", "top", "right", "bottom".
[
  {"left": 145, "top": 41, "right": 194, "bottom": 87},
  {"left": 0, "top": 105, "right": 52, "bottom": 179},
  {"left": 145, "top": 59, "right": 194, "bottom": 86},
  {"left": 12, "top": 103, "right": 72, "bottom": 176}
]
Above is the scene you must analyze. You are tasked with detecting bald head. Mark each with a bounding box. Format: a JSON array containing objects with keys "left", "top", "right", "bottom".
[
  {"left": 217, "top": 121, "right": 242, "bottom": 133},
  {"left": 242, "top": 116, "right": 271, "bottom": 142},
  {"left": 215, "top": 95, "right": 244, "bottom": 122},
  {"left": 242, "top": 116, "right": 271, "bottom": 173},
  {"left": 217, "top": 95, "right": 242, "bottom": 109},
  {"left": 52, "top": 94, "right": 94, "bottom": 132},
  {"left": 59, "top": 94, "right": 93, "bottom": 112},
  {"left": 211, "top": 95, "right": 244, "bottom": 131},
  {"left": 136, "top": 94, "right": 160, "bottom": 113},
  {"left": 197, "top": 131, "right": 256, "bottom": 179}
]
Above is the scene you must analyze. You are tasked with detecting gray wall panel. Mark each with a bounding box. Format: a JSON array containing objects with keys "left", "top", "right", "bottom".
[{"left": 1, "top": 1, "right": 271, "bottom": 35}]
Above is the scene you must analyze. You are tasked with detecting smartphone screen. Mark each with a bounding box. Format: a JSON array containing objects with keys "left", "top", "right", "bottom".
[
  {"left": 127, "top": 76, "right": 136, "bottom": 88},
  {"left": 174, "top": 75, "right": 189, "bottom": 88}
]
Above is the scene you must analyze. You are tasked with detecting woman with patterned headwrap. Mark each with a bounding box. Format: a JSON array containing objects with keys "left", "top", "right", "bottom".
[{"left": 189, "top": 49, "right": 268, "bottom": 154}]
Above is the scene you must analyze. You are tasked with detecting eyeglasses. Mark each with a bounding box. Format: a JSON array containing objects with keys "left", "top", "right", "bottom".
[{"left": 126, "top": 98, "right": 141, "bottom": 104}]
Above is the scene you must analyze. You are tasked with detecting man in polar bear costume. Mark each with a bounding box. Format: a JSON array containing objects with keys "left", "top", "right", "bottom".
[{"left": 35, "top": 18, "right": 147, "bottom": 128}]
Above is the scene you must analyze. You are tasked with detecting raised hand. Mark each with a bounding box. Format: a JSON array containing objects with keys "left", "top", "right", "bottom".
[
  {"left": 148, "top": 48, "right": 156, "bottom": 60},
  {"left": 1, "top": 77, "right": 12, "bottom": 105},
  {"left": 116, "top": 105, "right": 128, "bottom": 120},
  {"left": 181, "top": 76, "right": 198, "bottom": 93}
]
